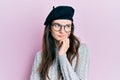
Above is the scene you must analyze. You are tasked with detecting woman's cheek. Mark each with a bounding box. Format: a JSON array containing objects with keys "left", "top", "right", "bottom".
[{"left": 67, "top": 33, "right": 71, "bottom": 37}]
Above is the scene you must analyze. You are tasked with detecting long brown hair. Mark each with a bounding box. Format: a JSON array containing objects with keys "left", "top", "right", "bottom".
[{"left": 38, "top": 23, "right": 80, "bottom": 80}]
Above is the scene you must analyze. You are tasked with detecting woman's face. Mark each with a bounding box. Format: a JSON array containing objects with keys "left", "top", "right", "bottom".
[{"left": 50, "top": 19, "right": 72, "bottom": 41}]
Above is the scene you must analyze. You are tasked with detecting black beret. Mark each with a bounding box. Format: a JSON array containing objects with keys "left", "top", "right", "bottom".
[{"left": 44, "top": 6, "right": 74, "bottom": 25}]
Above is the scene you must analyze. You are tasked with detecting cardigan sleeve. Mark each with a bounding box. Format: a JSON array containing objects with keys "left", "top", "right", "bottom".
[
  {"left": 58, "top": 43, "right": 89, "bottom": 80},
  {"left": 30, "top": 51, "right": 41, "bottom": 80}
]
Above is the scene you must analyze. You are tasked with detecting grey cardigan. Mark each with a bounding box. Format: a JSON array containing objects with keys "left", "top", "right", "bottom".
[{"left": 30, "top": 43, "right": 89, "bottom": 80}]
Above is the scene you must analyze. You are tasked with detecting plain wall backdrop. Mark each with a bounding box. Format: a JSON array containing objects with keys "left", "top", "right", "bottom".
[{"left": 0, "top": 0, "right": 120, "bottom": 80}]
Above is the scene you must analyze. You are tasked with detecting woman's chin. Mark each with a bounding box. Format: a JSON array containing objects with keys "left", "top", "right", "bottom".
[{"left": 57, "top": 38, "right": 64, "bottom": 41}]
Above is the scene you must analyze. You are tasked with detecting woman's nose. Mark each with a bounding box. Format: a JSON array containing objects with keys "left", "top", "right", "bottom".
[{"left": 59, "top": 26, "right": 65, "bottom": 33}]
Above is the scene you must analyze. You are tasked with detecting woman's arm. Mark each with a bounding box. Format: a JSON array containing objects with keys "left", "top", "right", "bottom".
[
  {"left": 58, "top": 44, "right": 89, "bottom": 80},
  {"left": 30, "top": 51, "right": 41, "bottom": 80}
]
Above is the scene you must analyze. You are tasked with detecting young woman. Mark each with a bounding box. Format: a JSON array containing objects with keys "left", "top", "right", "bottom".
[{"left": 30, "top": 6, "right": 89, "bottom": 80}]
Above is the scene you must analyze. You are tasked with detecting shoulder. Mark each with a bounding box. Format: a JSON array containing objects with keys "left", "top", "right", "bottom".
[
  {"left": 79, "top": 43, "right": 88, "bottom": 51},
  {"left": 78, "top": 43, "right": 89, "bottom": 58},
  {"left": 35, "top": 50, "right": 42, "bottom": 58},
  {"left": 34, "top": 50, "right": 42, "bottom": 65}
]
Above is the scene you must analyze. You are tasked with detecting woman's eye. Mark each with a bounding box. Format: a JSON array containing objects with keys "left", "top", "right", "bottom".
[
  {"left": 55, "top": 24, "right": 61, "bottom": 27},
  {"left": 65, "top": 25, "right": 71, "bottom": 28}
]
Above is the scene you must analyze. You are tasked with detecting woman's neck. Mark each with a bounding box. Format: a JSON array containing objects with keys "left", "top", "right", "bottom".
[{"left": 54, "top": 40, "right": 60, "bottom": 48}]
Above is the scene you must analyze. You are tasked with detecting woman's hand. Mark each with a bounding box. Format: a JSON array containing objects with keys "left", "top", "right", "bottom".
[{"left": 58, "top": 38, "right": 70, "bottom": 55}]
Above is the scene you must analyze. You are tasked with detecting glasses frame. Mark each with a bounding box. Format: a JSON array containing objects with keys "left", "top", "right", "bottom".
[{"left": 51, "top": 23, "right": 72, "bottom": 33}]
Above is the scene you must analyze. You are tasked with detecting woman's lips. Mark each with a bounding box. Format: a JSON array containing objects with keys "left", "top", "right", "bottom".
[{"left": 58, "top": 35, "right": 66, "bottom": 38}]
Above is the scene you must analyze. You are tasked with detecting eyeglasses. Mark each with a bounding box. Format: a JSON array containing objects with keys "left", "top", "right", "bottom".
[{"left": 51, "top": 23, "right": 72, "bottom": 32}]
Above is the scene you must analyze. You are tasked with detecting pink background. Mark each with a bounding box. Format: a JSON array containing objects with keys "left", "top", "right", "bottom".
[{"left": 0, "top": 0, "right": 120, "bottom": 80}]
